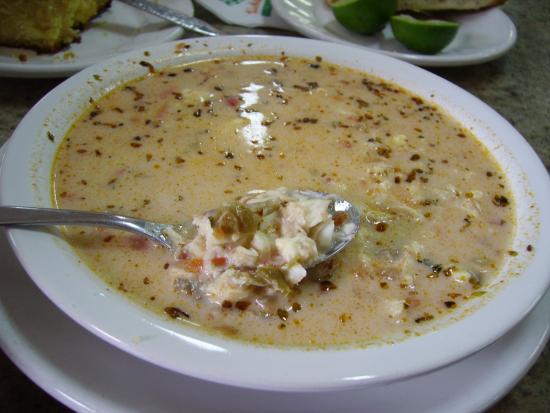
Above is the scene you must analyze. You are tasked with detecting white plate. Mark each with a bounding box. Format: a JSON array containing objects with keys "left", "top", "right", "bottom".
[
  {"left": 1, "top": 35, "right": 549, "bottom": 393},
  {"left": 0, "top": 223, "right": 548, "bottom": 413},
  {"left": 272, "top": 1, "right": 517, "bottom": 67},
  {"left": 0, "top": 36, "right": 550, "bottom": 392},
  {"left": 0, "top": 0, "right": 193, "bottom": 78}
]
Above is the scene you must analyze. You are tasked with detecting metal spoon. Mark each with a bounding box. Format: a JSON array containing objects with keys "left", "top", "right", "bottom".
[
  {"left": 117, "top": 0, "right": 223, "bottom": 36},
  {"left": 0, "top": 191, "right": 360, "bottom": 263}
]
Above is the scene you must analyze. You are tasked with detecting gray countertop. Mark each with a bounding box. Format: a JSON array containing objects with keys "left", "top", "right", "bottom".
[{"left": 0, "top": 1, "right": 549, "bottom": 412}]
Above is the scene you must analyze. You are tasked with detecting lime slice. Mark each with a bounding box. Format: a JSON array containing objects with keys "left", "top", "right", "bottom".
[
  {"left": 390, "top": 14, "right": 459, "bottom": 54},
  {"left": 331, "top": 0, "right": 397, "bottom": 35}
]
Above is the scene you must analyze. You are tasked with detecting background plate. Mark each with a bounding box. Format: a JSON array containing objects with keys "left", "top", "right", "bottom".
[
  {"left": 273, "top": 0, "right": 517, "bottom": 67},
  {"left": 0, "top": 0, "right": 193, "bottom": 78}
]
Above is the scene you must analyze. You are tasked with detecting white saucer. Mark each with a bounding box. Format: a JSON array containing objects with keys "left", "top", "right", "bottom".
[
  {"left": 0, "top": 227, "right": 548, "bottom": 412},
  {"left": 272, "top": 1, "right": 517, "bottom": 67},
  {"left": 0, "top": 0, "right": 193, "bottom": 78}
]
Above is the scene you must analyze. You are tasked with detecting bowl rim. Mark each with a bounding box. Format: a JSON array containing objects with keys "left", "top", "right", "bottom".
[{"left": 1, "top": 35, "right": 550, "bottom": 392}]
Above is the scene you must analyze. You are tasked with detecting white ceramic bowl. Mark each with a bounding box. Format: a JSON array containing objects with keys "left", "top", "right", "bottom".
[{"left": 1, "top": 36, "right": 549, "bottom": 392}]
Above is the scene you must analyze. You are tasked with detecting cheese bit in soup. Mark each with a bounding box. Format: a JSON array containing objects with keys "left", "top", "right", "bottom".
[
  {"left": 52, "top": 55, "right": 515, "bottom": 347},
  {"left": 165, "top": 188, "right": 354, "bottom": 305}
]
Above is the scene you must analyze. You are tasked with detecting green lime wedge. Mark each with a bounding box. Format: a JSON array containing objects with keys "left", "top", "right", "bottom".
[
  {"left": 390, "top": 14, "right": 459, "bottom": 54},
  {"left": 331, "top": 0, "right": 397, "bottom": 35}
]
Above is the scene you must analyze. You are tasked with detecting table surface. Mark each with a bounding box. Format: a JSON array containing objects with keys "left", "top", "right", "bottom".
[{"left": 0, "top": 1, "right": 549, "bottom": 412}]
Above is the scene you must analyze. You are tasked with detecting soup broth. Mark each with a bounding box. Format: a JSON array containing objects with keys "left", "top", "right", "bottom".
[{"left": 52, "top": 55, "right": 515, "bottom": 347}]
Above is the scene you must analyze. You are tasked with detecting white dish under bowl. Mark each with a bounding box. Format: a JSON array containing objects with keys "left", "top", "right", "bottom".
[
  {"left": 0, "top": 227, "right": 548, "bottom": 413},
  {"left": 0, "top": 35, "right": 549, "bottom": 392}
]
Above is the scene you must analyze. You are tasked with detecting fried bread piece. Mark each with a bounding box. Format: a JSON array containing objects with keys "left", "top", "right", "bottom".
[{"left": 0, "top": 0, "right": 111, "bottom": 53}]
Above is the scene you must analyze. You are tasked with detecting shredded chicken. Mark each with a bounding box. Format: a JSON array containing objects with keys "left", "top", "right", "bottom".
[{"left": 166, "top": 188, "right": 347, "bottom": 305}]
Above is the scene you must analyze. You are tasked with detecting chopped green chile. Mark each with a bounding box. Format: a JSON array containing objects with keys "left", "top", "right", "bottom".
[
  {"left": 250, "top": 266, "right": 292, "bottom": 295},
  {"left": 211, "top": 204, "right": 257, "bottom": 236},
  {"left": 51, "top": 55, "right": 515, "bottom": 348}
]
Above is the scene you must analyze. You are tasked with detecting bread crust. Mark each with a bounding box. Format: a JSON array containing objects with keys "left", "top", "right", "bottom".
[{"left": 0, "top": 0, "right": 112, "bottom": 54}]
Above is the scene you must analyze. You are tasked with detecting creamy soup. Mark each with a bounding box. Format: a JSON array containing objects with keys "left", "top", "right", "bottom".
[{"left": 52, "top": 55, "right": 515, "bottom": 347}]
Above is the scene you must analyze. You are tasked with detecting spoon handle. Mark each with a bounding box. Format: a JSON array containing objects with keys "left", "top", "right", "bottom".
[
  {"left": 118, "top": 0, "right": 223, "bottom": 36},
  {"left": 0, "top": 206, "right": 171, "bottom": 247},
  {"left": 1, "top": 206, "right": 138, "bottom": 226}
]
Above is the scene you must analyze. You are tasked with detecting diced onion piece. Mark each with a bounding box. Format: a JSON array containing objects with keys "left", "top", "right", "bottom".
[
  {"left": 275, "top": 235, "right": 318, "bottom": 265},
  {"left": 286, "top": 264, "right": 307, "bottom": 284},
  {"left": 281, "top": 199, "right": 331, "bottom": 236},
  {"left": 251, "top": 231, "right": 274, "bottom": 257},
  {"left": 228, "top": 246, "right": 258, "bottom": 268},
  {"left": 310, "top": 219, "right": 335, "bottom": 253}
]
